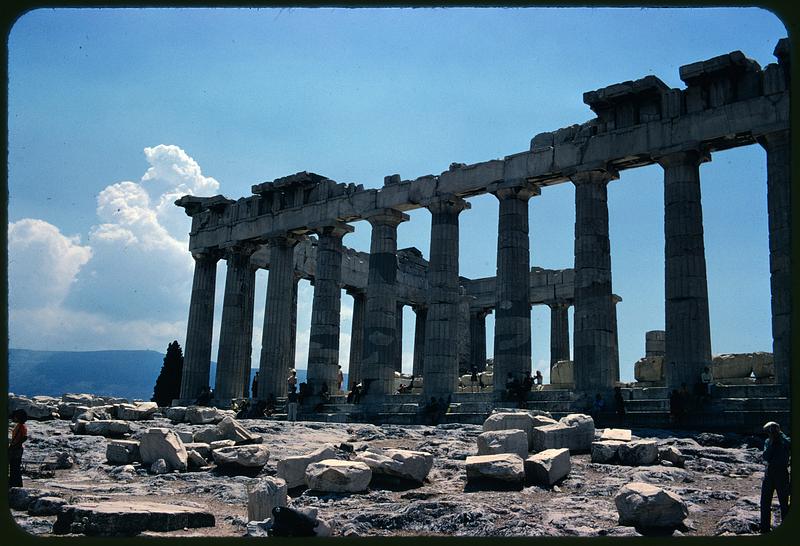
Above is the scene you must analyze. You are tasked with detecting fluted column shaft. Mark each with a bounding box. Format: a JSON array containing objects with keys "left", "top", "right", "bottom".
[
  {"left": 657, "top": 150, "right": 712, "bottom": 391},
  {"left": 611, "top": 295, "right": 622, "bottom": 384},
  {"left": 259, "top": 235, "right": 301, "bottom": 399},
  {"left": 491, "top": 183, "right": 537, "bottom": 399},
  {"left": 469, "top": 310, "right": 488, "bottom": 372},
  {"left": 180, "top": 252, "right": 220, "bottom": 400},
  {"left": 362, "top": 209, "right": 409, "bottom": 396},
  {"left": 306, "top": 223, "right": 352, "bottom": 394},
  {"left": 289, "top": 275, "right": 299, "bottom": 371},
  {"left": 759, "top": 130, "right": 791, "bottom": 392},
  {"left": 423, "top": 196, "right": 470, "bottom": 401},
  {"left": 570, "top": 169, "right": 618, "bottom": 391},
  {"left": 347, "top": 289, "right": 366, "bottom": 389},
  {"left": 549, "top": 301, "right": 570, "bottom": 370},
  {"left": 215, "top": 245, "right": 258, "bottom": 400},
  {"left": 412, "top": 306, "right": 427, "bottom": 378}
]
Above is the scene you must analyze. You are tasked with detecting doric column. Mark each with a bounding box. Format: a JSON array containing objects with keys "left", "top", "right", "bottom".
[
  {"left": 422, "top": 195, "right": 470, "bottom": 401},
  {"left": 214, "top": 244, "right": 258, "bottom": 400},
  {"left": 656, "top": 150, "right": 712, "bottom": 391},
  {"left": 395, "top": 303, "right": 404, "bottom": 373},
  {"left": 469, "top": 309, "right": 488, "bottom": 372},
  {"left": 306, "top": 222, "right": 353, "bottom": 395},
  {"left": 489, "top": 181, "right": 539, "bottom": 399},
  {"left": 548, "top": 301, "right": 570, "bottom": 371},
  {"left": 240, "top": 261, "right": 258, "bottom": 398},
  {"left": 347, "top": 288, "right": 366, "bottom": 389},
  {"left": 180, "top": 251, "right": 221, "bottom": 400},
  {"left": 611, "top": 294, "right": 622, "bottom": 384},
  {"left": 569, "top": 167, "right": 619, "bottom": 391},
  {"left": 289, "top": 275, "right": 299, "bottom": 371},
  {"left": 412, "top": 305, "right": 427, "bottom": 378},
  {"left": 259, "top": 234, "right": 302, "bottom": 399},
  {"left": 758, "top": 130, "right": 791, "bottom": 392},
  {"left": 361, "top": 209, "right": 409, "bottom": 397}
]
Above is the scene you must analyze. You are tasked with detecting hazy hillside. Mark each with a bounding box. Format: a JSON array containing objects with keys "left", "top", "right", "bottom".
[{"left": 8, "top": 348, "right": 323, "bottom": 401}]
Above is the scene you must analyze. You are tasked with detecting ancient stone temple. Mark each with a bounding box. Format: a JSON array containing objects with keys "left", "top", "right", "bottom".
[{"left": 175, "top": 41, "right": 790, "bottom": 429}]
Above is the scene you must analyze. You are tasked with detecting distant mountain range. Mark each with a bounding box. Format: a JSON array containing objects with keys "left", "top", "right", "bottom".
[{"left": 8, "top": 348, "right": 318, "bottom": 401}]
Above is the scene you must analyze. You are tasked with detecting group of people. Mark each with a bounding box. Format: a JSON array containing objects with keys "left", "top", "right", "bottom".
[
  {"left": 422, "top": 396, "right": 451, "bottom": 425},
  {"left": 504, "top": 370, "right": 543, "bottom": 407},
  {"left": 590, "top": 387, "right": 627, "bottom": 422}
]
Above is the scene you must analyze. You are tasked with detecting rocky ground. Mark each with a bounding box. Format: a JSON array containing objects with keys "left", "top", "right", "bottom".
[{"left": 9, "top": 415, "right": 784, "bottom": 537}]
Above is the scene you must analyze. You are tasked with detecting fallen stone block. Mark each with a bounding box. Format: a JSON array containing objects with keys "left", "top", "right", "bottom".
[
  {"left": 115, "top": 402, "right": 159, "bottom": 421},
  {"left": 185, "top": 405, "right": 223, "bottom": 425},
  {"left": 477, "top": 429, "right": 528, "bottom": 459},
  {"left": 591, "top": 440, "right": 625, "bottom": 464},
  {"left": 193, "top": 426, "right": 225, "bottom": 444},
  {"left": 84, "top": 420, "right": 131, "bottom": 438},
  {"left": 28, "top": 496, "right": 68, "bottom": 516},
  {"left": 465, "top": 454, "right": 525, "bottom": 483},
  {"left": 305, "top": 459, "right": 372, "bottom": 493},
  {"left": 277, "top": 444, "right": 337, "bottom": 488},
  {"left": 43, "top": 450, "right": 76, "bottom": 470},
  {"left": 355, "top": 449, "right": 434, "bottom": 483},
  {"left": 53, "top": 500, "right": 215, "bottom": 536},
  {"left": 186, "top": 450, "right": 209, "bottom": 469},
  {"left": 615, "top": 482, "right": 688, "bottom": 529},
  {"left": 9, "top": 394, "right": 57, "bottom": 420},
  {"left": 618, "top": 440, "right": 659, "bottom": 466},
  {"left": 217, "top": 416, "right": 261, "bottom": 444},
  {"left": 524, "top": 448, "right": 571, "bottom": 486},
  {"left": 209, "top": 439, "right": 237, "bottom": 451},
  {"left": 139, "top": 428, "right": 188, "bottom": 472},
  {"left": 601, "top": 428, "right": 632, "bottom": 442},
  {"left": 106, "top": 440, "right": 141, "bottom": 465},
  {"left": 247, "top": 476, "right": 288, "bottom": 522},
  {"left": 163, "top": 406, "right": 187, "bottom": 423},
  {"left": 658, "top": 446, "right": 686, "bottom": 468},
  {"left": 483, "top": 412, "right": 546, "bottom": 450},
  {"left": 532, "top": 414, "right": 594, "bottom": 453},
  {"left": 212, "top": 445, "right": 270, "bottom": 474},
  {"left": 183, "top": 442, "right": 211, "bottom": 459},
  {"left": 9, "top": 488, "right": 62, "bottom": 511}
]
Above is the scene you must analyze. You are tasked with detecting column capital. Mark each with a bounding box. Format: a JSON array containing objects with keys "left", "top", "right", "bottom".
[
  {"left": 266, "top": 232, "right": 304, "bottom": 248},
  {"left": 567, "top": 165, "right": 619, "bottom": 186},
  {"left": 653, "top": 146, "right": 711, "bottom": 168},
  {"left": 364, "top": 208, "right": 410, "bottom": 227},
  {"left": 756, "top": 128, "right": 790, "bottom": 151},
  {"left": 488, "top": 179, "right": 541, "bottom": 201},
  {"left": 221, "top": 242, "right": 260, "bottom": 260},
  {"left": 308, "top": 220, "right": 354, "bottom": 239},
  {"left": 191, "top": 249, "right": 222, "bottom": 262},
  {"left": 423, "top": 194, "right": 471, "bottom": 214},
  {"left": 345, "top": 286, "right": 366, "bottom": 298},
  {"left": 547, "top": 299, "right": 571, "bottom": 310}
]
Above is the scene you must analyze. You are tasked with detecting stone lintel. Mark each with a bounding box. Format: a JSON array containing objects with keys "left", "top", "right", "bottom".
[
  {"left": 583, "top": 75, "right": 670, "bottom": 111},
  {"left": 679, "top": 51, "right": 761, "bottom": 85},
  {"left": 175, "top": 194, "right": 235, "bottom": 216}
]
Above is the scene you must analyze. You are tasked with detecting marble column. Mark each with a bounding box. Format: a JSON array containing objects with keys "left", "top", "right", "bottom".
[
  {"left": 422, "top": 195, "right": 470, "bottom": 401},
  {"left": 490, "top": 182, "right": 538, "bottom": 399},
  {"left": 259, "top": 234, "right": 302, "bottom": 399},
  {"left": 361, "top": 209, "right": 409, "bottom": 396},
  {"left": 656, "top": 150, "right": 713, "bottom": 391},
  {"left": 215, "top": 244, "right": 258, "bottom": 400},
  {"left": 180, "top": 251, "right": 220, "bottom": 400},
  {"left": 395, "top": 303, "right": 404, "bottom": 373},
  {"left": 412, "top": 305, "right": 427, "bottom": 378},
  {"left": 306, "top": 223, "right": 352, "bottom": 395},
  {"left": 548, "top": 301, "right": 570, "bottom": 371},
  {"left": 240, "top": 262, "right": 257, "bottom": 398},
  {"left": 758, "top": 130, "right": 791, "bottom": 392},
  {"left": 289, "top": 275, "right": 299, "bottom": 372},
  {"left": 570, "top": 168, "right": 619, "bottom": 391},
  {"left": 347, "top": 288, "right": 366, "bottom": 389},
  {"left": 469, "top": 309, "right": 488, "bottom": 372},
  {"left": 611, "top": 294, "right": 622, "bottom": 385}
]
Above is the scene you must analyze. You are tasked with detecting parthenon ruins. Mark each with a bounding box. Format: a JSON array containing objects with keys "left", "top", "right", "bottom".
[{"left": 175, "top": 40, "right": 790, "bottom": 429}]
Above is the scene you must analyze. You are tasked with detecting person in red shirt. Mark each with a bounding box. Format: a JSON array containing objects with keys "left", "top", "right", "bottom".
[{"left": 9, "top": 409, "right": 28, "bottom": 488}]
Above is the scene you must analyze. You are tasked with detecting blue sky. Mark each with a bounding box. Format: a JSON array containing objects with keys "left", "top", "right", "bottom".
[{"left": 7, "top": 7, "right": 787, "bottom": 383}]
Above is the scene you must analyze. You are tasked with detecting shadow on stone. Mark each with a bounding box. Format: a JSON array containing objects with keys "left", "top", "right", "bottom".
[
  {"left": 369, "top": 474, "right": 424, "bottom": 492},
  {"left": 212, "top": 465, "right": 264, "bottom": 478},
  {"left": 463, "top": 478, "right": 523, "bottom": 492}
]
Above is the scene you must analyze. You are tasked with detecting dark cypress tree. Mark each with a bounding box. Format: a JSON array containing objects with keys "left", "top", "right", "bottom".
[{"left": 152, "top": 340, "right": 184, "bottom": 407}]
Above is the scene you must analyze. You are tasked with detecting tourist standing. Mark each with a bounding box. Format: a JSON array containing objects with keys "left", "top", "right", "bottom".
[
  {"left": 700, "top": 366, "right": 713, "bottom": 399},
  {"left": 287, "top": 370, "right": 297, "bottom": 394},
  {"left": 470, "top": 366, "right": 479, "bottom": 393},
  {"left": 337, "top": 365, "right": 344, "bottom": 393},
  {"left": 613, "top": 386, "right": 626, "bottom": 423},
  {"left": 251, "top": 371, "right": 260, "bottom": 399},
  {"left": 760, "top": 421, "right": 791, "bottom": 533},
  {"left": 286, "top": 389, "right": 299, "bottom": 423},
  {"left": 9, "top": 409, "right": 28, "bottom": 488}
]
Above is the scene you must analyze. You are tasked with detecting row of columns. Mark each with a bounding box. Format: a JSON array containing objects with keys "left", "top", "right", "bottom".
[{"left": 181, "top": 130, "right": 789, "bottom": 402}]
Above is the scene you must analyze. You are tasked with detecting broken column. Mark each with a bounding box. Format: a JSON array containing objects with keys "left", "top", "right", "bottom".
[
  {"left": 423, "top": 195, "right": 470, "bottom": 400},
  {"left": 656, "top": 150, "right": 713, "bottom": 390},
  {"left": 259, "top": 234, "right": 302, "bottom": 399},
  {"left": 215, "top": 244, "right": 258, "bottom": 401},
  {"left": 346, "top": 288, "right": 366, "bottom": 389},
  {"left": 548, "top": 301, "right": 570, "bottom": 370},
  {"left": 490, "top": 181, "right": 538, "bottom": 399},
  {"left": 180, "top": 251, "right": 220, "bottom": 400},
  {"left": 757, "top": 128, "right": 791, "bottom": 392},
  {"left": 361, "top": 209, "right": 409, "bottom": 397},
  {"left": 412, "top": 305, "right": 427, "bottom": 378},
  {"left": 469, "top": 309, "right": 488, "bottom": 372},
  {"left": 569, "top": 167, "right": 619, "bottom": 391},
  {"left": 306, "top": 222, "right": 353, "bottom": 395}
]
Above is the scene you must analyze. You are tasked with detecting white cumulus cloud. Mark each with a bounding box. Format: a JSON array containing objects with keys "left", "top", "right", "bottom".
[{"left": 8, "top": 219, "right": 92, "bottom": 308}]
